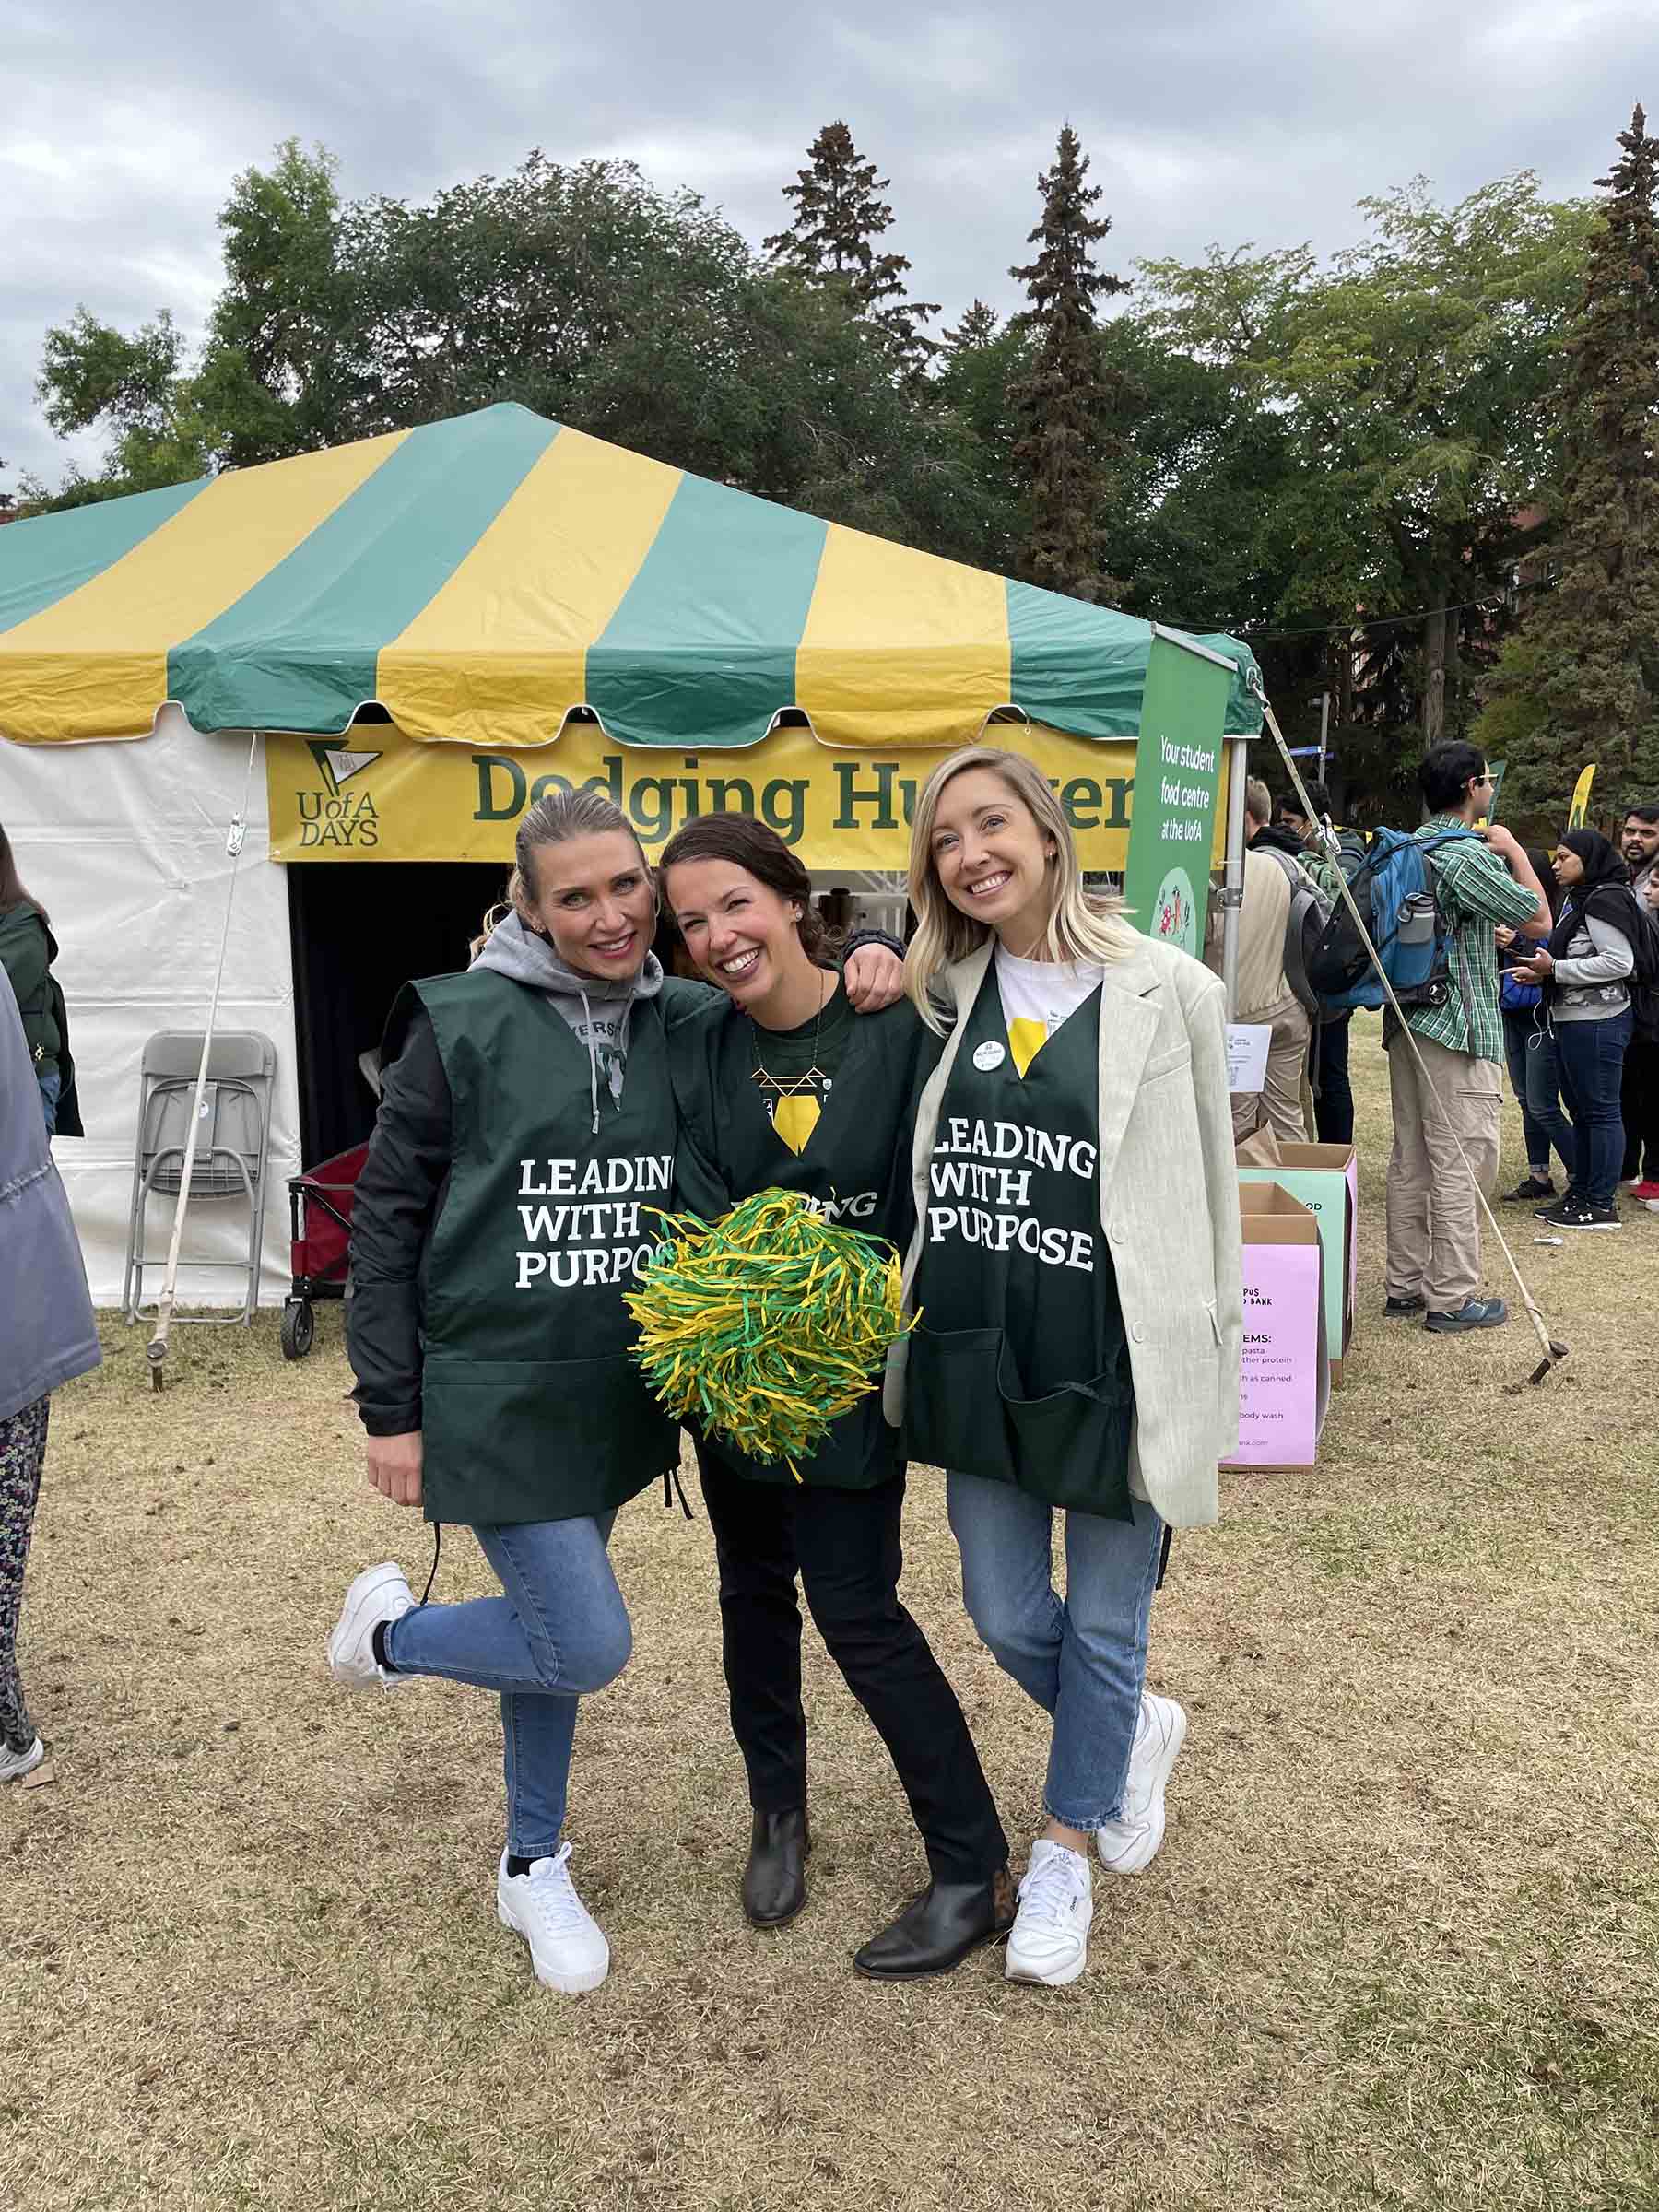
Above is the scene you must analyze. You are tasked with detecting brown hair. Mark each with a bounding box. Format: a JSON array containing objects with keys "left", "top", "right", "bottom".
[
  {"left": 511, "top": 787, "right": 651, "bottom": 912},
  {"left": 0, "top": 823, "right": 44, "bottom": 921},
  {"left": 659, "top": 813, "right": 827, "bottom": 960}
]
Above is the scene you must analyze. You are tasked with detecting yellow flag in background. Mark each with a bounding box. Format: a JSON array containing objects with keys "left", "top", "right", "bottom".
[{"left": 1567, "top": 764, "right": 1597, "bottom": 830}]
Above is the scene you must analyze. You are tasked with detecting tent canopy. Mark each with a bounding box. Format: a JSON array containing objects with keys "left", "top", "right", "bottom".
[{"left": 0, "top": 402, "right": 1260, "bottom": 753}]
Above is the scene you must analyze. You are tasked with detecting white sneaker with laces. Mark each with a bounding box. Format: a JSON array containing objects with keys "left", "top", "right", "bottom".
[
  {"left": 326, "top": 1562, "right": 415, "bottom": 1690},
  {"left": 1096, "top": 1692, "right": 1187, "bottom": 1875},
  {"left": 0, "top": 1735, "right": 44, "bottom": 1783},
  {"left": 1005, "top": 1838, "right": 1093, "bottom": 1987},
  {"left": 497, "top": 1844, "right": 610, "bottom": 1995}
]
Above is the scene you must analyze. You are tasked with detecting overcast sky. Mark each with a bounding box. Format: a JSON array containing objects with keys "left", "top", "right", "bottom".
[{"left": 6, "top": 0, "right": 1656, "bottom": 492}]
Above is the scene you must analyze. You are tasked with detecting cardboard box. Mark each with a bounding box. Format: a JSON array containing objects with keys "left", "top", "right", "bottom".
[
  {"left": 1236, "top": 1141, "right": 1357, "bottom": 1378},
  {"left": 1223, "top": 1181, "right": 1330, "bottom": 1471}
]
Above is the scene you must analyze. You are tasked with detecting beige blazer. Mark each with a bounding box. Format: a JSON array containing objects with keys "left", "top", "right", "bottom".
[{"left": 884, "top": 936, "right": 1242, "bottom": 1528}]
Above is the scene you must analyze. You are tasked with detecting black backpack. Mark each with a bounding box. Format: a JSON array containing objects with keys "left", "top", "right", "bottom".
[{"left": 1624, "top": 894, "right": 1659, "bottom": 1042}]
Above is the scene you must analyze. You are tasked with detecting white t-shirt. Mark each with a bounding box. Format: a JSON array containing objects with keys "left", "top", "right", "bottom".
[{"left": 995, "top": 947, "right": 1106, "bottom": 1077}]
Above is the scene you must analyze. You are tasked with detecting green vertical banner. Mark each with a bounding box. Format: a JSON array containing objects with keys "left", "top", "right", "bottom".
[{"left": 1121, "top": 635, "right": 1233, "bottom": 955}]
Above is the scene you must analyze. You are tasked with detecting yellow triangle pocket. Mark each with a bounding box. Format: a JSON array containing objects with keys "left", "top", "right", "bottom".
[
  {"left": 1006, "top": 1018, "right": 1049, "bottom": 1078},
  {"left": 771, "top": 1095, "right": 822, "bottom": 1154}
]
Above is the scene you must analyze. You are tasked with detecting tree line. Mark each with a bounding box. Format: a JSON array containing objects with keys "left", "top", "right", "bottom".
[{"left": 12, "top": 110, "right": 1658, "bottom": 823}]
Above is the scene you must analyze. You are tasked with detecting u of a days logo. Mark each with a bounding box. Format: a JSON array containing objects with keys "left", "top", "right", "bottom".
[{"left": 296, "top": 742, "right": 383, "bottom": 848}]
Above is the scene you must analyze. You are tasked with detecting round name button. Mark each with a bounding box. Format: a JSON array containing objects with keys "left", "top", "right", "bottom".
[{"left": 971, "top": 1041, "right": 1006, "bottom": 1072}]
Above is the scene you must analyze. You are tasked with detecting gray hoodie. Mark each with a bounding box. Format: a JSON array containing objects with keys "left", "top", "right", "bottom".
[
  {"left": 470, "top": 911, "right": 667, "bottom": 1134},
  {"left": 0, "top": 971, "right": 100, "bottom": 1422}
]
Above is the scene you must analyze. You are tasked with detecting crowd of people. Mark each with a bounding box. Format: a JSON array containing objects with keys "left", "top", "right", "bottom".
[
  {"left": 4, "top": 738, "right": 1652, "bottom": 2006},
  {"left": 1226, "top": 747, "right": 1659, "bottom": 1329}
]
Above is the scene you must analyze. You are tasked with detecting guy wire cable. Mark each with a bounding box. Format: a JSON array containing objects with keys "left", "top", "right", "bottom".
[
  {"left": 1245, "top": 672, "right": 1567, "bottom": 1386},
  {"left": 146, "top": 730, "right": 262, "bottom": 1392}
]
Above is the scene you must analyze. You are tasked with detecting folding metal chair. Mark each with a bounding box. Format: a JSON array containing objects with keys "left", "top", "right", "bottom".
[{"left": 122, "top": 1031, "right": 278, "bottom": 1327}]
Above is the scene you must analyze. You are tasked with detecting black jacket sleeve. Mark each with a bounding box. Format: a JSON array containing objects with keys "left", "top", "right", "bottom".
[{"left": 346, "top": 1006, "right": 452, "bottom": 1437}]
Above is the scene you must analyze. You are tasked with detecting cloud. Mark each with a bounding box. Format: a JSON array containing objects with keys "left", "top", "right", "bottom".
[{"left": 6, "top": 0, "right": 1656, "bottom": 488}]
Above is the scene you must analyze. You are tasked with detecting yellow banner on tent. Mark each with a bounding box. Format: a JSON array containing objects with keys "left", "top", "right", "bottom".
[
  {"left": 266, "top": 722, "right": 1227, "bottom": 872},
  {"left": 1566, "top": 763, "right": 1596, "bottom": 830}
]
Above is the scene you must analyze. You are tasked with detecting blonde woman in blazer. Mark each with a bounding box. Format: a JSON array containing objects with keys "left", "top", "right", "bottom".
[{"left": 885, "top": 746, "right": 1241, "bottom": 1988}]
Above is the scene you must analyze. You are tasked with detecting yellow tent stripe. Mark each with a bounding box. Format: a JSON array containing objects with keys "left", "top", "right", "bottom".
[
  {"left": 795, "top": 524, "right": 1011, "bottom": 749},
  {"left": 0, "top": 433, "right": 407, "bottom": 743},
  {"left": 378, "top": 428, "right": 684, "bottom": 747}
]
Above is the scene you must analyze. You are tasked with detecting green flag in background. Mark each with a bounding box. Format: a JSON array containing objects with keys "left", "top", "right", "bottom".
[{"left": 1121, "top": 635, "right": 1234, "bottom": 954}]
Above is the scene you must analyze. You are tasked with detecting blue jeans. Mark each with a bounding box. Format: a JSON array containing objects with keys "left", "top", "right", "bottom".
[
  {"left": 946, "top": 1474, "right": 1164, "bottom": 1831},
  {"left": 38, "top": 1069, "right": 61, "bottom": 1137},
  {"left": 384, "top": 1512, "right": 629, "bottom": 1859},
  {"left": 1552, "top": 1010, "right": 1633, "bottom": 1207},
  {"left": 1502, "top": 1010, "right": 1573, "bottom": 1179}
]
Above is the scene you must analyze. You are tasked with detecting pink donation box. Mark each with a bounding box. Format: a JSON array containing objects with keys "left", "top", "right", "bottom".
[{"left": 1223, "top": 1181, "right": 1330, "bottom": 1470}]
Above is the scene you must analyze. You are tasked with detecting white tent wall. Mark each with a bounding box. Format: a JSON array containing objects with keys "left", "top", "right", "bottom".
[{"left": 2, "top": 706, "right": 300, "bottom": 1307}]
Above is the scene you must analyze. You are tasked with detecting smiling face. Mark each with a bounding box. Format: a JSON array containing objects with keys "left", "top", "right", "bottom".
[
  {"left": 926, "top": 766, "right": 1058, "bottom": 953},
  {"left": 1552, "top": 844, "right": 1583, "bottom": 888},
  {"left": 522, "top": 830, "right": 656, "bottom": 980},
  {"left": 665, "top": 855, "right": 818, "bottom": 1020}
]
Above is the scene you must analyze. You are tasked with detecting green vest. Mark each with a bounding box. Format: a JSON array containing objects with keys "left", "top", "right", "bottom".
[
  {"left": 409, "top": 971, "right": 682, "bottom": 1525},
  {"left": 906, "top": 964, "right": 1134, "bottom": 1517},
  {"left": 669, "top": 994, "right": 935, "bottom": 1488}
]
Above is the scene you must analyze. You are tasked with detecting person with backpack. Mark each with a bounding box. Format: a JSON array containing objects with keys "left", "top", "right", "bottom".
[
  {"left": 1278, "top": 782, "right": 1358, "bottom": 1146},
  {"left": 1226, "top": 780, "right": 1311, "bottom": 1146},
  {"left": 1508, "top": 829, "right": 1651, "bottom": 1230},
  {"left": 1378, "top": 744, "right": 1550, "bottom": 1334}
]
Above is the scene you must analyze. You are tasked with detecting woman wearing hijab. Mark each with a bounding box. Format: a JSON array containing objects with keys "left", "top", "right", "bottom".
[
  {"left": 1510, "top": 828, "right": 1644, "bottom": 1230},
  {"left": 1497, "top": 846, "right": 1574, "bottom": 1205},
  {"left": 0, "top": 968, "right": 100, "bottom": 1783},
  {"left": 660, "top": 813, "right": 1011, "bottom": 1982},
  {"left": 886, "top": 747, "right": 1241, "bottom": 1989}
]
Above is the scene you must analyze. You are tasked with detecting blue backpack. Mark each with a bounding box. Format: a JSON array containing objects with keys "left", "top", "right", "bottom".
[{"left": 1307, "top": 827, "right": 1479, "bottom": 1014}]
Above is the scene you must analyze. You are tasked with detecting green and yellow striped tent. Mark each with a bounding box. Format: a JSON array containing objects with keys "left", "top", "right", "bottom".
[{"left": 0, "top": 402, "right": 1258, "bottom": 753}]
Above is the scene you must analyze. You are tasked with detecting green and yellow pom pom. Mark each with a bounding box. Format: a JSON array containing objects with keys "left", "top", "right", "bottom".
[{"left": 625, "top": 1188, "right": 915, "bottom": 1477}]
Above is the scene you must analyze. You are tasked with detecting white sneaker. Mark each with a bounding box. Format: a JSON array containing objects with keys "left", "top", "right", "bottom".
[
  {"left": 1096, "top": 1692, "right": 1188, "bottom": 1875},
  {"left": 0, "top": 1735, "right": 44, "bottom": 1783},
  {"left": 1005, "top": 1839, "right": 1093, "bottom": 1987},
  {"left": 497, "top": 1844, "right": 610, "bottom": 1995},
  {"left": 326, "top": 1562, "right": 414, "bottom": 1690}
]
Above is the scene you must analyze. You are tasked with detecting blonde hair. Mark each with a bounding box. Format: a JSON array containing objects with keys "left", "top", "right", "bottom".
[
  {"left": 509, "top": 787, "right": 653, "bottom": 918},
  {"left": 904, "top": 745, "right": 1136, "bottom": 1031}
]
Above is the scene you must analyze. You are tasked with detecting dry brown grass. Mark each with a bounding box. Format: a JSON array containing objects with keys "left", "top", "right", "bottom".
[{"left": 5, "top": 1014, "right": 1657, "bottom": 2211}]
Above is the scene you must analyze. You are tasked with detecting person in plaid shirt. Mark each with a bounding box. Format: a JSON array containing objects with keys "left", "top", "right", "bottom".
[{"left": 1384, "top": 743, "right": 1551, "bottom": 1334}]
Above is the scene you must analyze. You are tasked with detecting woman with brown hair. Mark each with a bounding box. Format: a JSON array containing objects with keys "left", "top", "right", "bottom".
[
  {"left": 887, "top": 746, "right": 1241, "bottom": 1988},
  {"left": 661, "top": 812, "right": 1012, "bottom": 1981}
]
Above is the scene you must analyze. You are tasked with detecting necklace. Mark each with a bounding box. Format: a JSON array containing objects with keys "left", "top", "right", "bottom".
[{"left": 749, "top": 971, "right": 832, "bottom": 1100}]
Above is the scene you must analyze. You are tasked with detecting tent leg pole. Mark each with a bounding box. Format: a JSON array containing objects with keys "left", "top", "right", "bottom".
[{"left": 1220, "top": 735, "right": 1249, "bottom": 1021}]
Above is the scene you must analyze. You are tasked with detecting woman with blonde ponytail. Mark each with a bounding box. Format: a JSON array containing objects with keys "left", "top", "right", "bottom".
[{"left": 887, "top": 746, "right": 1241, "bottom": 1989}]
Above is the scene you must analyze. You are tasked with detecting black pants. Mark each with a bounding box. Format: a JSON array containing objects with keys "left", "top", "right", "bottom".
[
  {"left": 698, "top": 1451, "right": 1007, "bottom": 1886},
  {"left": 1621, "top": 1034, "right": 1659, "bottom": 1182},
  {"left": 1310, "top": 1012, "right": 1354, "bottom": 1147}
]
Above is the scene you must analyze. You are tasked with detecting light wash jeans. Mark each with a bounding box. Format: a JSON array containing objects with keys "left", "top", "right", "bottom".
[
  {"left": 946, "top": 1474, "right": 1164, "bottom": 1832},
  {"left": 383, "top": 1512, "right": 628, "bottom": 1860}
]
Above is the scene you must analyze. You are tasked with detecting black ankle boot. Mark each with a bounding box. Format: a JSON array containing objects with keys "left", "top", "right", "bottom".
[
  {"left": 853, "top": 1865, "right": 1016, "bottom": 1980},
  {"left": 742, "top": 1807, "right": 810, "bottom": 1927}
]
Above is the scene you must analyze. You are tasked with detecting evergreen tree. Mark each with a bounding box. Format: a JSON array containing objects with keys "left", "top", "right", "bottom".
[
  {"left": 1478, "top": 106, "right": 1659, "bottom": 808},
  {"left": 944, "top": 300, "right": 1000, "bottom": 351},
  {"left": 764, "top": 121, "right": 938, "bottom": 368},
  {"left": 1007, "top": 125, "right": 1129, "bottom": 601}
]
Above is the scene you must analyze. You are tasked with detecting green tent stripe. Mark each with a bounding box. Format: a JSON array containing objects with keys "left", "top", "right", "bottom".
[
  {"left": 1005, "top": 578, "right": 1151, "bottom": 740},
  {"left": 166, "top": 405, "right": 560, "bottom": 732},
  {"left": 585, "top": 474, "right": 827, "bottom": 748},
  {"left": 0, "top": 478, "right": 208, "bottom": 638}
]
